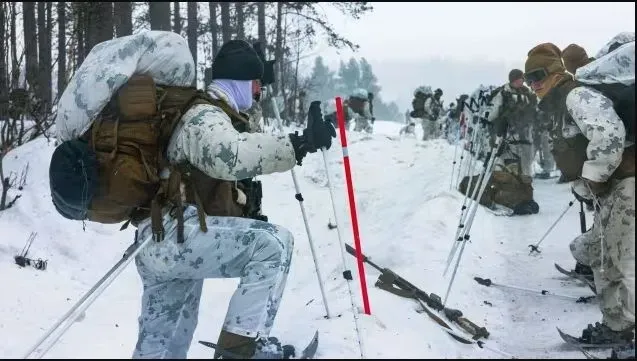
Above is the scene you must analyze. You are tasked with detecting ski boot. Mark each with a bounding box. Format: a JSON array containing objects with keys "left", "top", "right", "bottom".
[
  {"left": 214, "top": 330, "right": 295, "bottom": 359},
  {"left": 580, "top": 322, "right": 634, "bottom": 346},
  {"left": 254, "top": 336, "right": 295, "bottom": 359},
  {"left": 574, "top": 262, "right": 595, "bottom": 283}
]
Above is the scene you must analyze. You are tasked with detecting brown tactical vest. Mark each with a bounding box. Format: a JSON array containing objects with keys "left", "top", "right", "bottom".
[{"left": 84, "top": 75, "right": 251, "bottom": 243}]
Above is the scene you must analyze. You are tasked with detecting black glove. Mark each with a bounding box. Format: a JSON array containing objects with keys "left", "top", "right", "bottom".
[
  {"left": 288, "top": 101, "right": 336, "bottom": 165},
  {"left": 371, "top": 117, "right": 376, "bottom": 123}
]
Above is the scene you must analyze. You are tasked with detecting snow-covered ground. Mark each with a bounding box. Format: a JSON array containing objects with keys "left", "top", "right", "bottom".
[{"left": 1, "top": 120, "right": 600, "bottom": 359}]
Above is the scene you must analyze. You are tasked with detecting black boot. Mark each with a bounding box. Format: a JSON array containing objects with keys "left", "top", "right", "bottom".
[
  {"left": 580, "top": 322, "right": 635, "bottom": 345},
  {"left": 214, "top": 330, "right": 257, "bottom": 359},
  {"left": 575, "top": 262, "right": 594, "bottom": 276}
]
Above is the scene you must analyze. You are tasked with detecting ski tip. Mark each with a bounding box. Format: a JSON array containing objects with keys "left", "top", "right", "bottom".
[{"left": 300, "top": 330, "right": 319, "bottom": 359}]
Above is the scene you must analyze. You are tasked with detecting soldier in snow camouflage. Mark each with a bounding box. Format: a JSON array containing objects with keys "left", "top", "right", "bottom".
[
  {"left": 481, "top": 69, "right": 538, "bottom": 184},
  {"left": 349, "top": 88, "right": 375, "bottom": 133},
  {"left": 134, "top": 40, "right": 336, "bottom": 359},
  {"left": 525, "top": 42, "right": 635, "bottom": 345},
  {"left": 410, "top": 86, "right": 444, "bottom": 141},
  {"left": 55, "top": 35, "right": 336, "bottom": 359}
]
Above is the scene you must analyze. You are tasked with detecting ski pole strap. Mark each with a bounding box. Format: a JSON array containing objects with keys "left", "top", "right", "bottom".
[{"left": 579, "top": 201, "right": 587, "bottom": 234}]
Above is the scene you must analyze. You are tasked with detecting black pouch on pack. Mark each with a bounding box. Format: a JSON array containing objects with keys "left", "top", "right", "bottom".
[{"left": 49, "top": 139, "right": 99, "bottom": 220}]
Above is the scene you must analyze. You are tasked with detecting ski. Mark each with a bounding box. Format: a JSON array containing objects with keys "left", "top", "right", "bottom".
[
  {"left": 556, "top": 327, "right": 631, "bottom": 349},
  {"left": 414, "top": 299, "right": 473, "bottom": 344},
  {"left": 554, "top": 263, "right": 597, "bottom": 294},
  {"left": 199, "top": 330, "right": 319, "bottom": 359},
  {"left": 580, "top": 348, "right": 603, "bottom": 360},
  {"left": 300, "top": 330, "right": 319, "bottom": 359},
  {"left": 343, "top": 244, "right": 490, "bottom": 342}
]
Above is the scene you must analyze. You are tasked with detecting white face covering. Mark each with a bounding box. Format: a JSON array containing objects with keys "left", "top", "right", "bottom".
[{"left": 210, "top": 79, "right": 254, "bottom": 111}]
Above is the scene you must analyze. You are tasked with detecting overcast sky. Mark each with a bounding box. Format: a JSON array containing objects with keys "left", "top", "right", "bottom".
[{"left": 307, "top": 2, "right": 635, "bottom": 110}]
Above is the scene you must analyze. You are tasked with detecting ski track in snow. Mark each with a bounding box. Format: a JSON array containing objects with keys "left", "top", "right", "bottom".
[{"left": 0, "top": 121, "right": 600, "bottom": 359}]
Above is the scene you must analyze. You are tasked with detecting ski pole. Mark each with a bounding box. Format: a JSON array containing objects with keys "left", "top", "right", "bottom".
[
  {"left": 528, "top": 200, "right": 575, "bottom": 255},
  {"left": 444, "top": 124, "right": 489, "bottom": 276},
  {"left": 23, "top": 236, "right": 153, "bottom": 359},
  {"left": 449, "top": 125, "right": 462, "bottom": 190},
  {"left": 267, "top": 86, "right": 331, "bottom": 319},
  {"left": 474, "top": 277, "right": 595, "bottom": 303},
  {"left": 443, "top": 137, "right": 502, "bottom": 306},
  {"left": 579, "top": 200, "right": 586, "bottom": 234},
  {"left": 319, "top": 131, "right": 366, "bottom": 358},
  {"left": 334, "top": 96, "right": 372, "bottom": 317}
]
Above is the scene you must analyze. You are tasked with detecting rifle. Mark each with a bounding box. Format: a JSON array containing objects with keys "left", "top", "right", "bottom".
[{"left": 344, "top": 244, "right": 489, "bottom": 340}]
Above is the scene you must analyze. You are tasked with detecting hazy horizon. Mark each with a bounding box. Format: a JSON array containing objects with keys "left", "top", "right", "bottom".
[{"left": 298, "top": 2, "right": 635, "bottom": 111}]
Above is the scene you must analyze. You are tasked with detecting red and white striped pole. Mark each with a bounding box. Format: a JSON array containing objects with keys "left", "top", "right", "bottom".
[{"left": 335, "top": 96, "right": 371, "bottom": 315}]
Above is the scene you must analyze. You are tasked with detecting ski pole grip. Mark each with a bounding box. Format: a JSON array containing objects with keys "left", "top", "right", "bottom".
[{"left": 474, "top": 277, "right": 492, "bottom": 286}]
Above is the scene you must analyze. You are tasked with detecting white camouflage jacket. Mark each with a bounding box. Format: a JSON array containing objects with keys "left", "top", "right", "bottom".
[
  {"left": 562, "top": 86, "right": 627, "bottom": 184},
  {"left": 166, "top": 85, "right": 297, "bottom": 181}
]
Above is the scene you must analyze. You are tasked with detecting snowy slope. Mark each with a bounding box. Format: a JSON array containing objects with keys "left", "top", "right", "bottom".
[{"left": 0, "top": 121, "right": 599, "bottom": 359}]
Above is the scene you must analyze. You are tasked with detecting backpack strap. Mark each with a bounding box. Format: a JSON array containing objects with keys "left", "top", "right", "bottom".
[{"left": 146, "top": 89, "right": 252, "bottom": 242}]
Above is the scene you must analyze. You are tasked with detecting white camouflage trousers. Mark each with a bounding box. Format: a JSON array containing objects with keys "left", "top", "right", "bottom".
[
  {"left": 569, "top": 177, "right": 635, "bottom": 331},
  {"left": 353, "top": 117, "right": 373, "bottom": 133},
  {"left": 421, "top": 118, "right": 438, "bottom": 141},
  {"left": 535, "top": 131, "right": 555, "bottom": 174},
  {"left": 132, "top": 206, "right": 294, "bottom": 358},
  {"left": 495, "top": 142, "right": 534, "bottom": 182}
]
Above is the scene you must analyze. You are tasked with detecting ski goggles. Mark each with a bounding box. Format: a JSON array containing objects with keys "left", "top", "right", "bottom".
[{"left": 524, "top": 67, "right": 549, "bottom": 84}]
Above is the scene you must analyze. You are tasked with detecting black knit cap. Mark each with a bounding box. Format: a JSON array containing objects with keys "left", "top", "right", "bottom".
[
  {"left": 211, "top": 40, "right": 264, "bottom": 81},
  {"left": 509, "top": 69, "right": 524, "bottom": 82}
]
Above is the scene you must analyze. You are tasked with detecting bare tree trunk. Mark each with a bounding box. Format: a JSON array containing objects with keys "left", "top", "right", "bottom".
[
  {"left": 44, "top": 2, "right": 52, "bottom": 107},
  {"left": 0, "top": 3, "right": 7, "bottom": 119},
  {"left": 187, "top": 1, "right": 197, "bottom": 86},
  {"left": 273, "top": 2, "right": 283, "bottom": 96},
  {"left": 23, "top": 2, "right": 38, "bottom": 93},
  {"left": 37, "top": 2, "right": 47, "bottom": 110},
  {"left": 113, "top": 2, "right": 133, "bottom": 37},
  {"left": 220, "top": 2, "right": 231, "bottom": 43},
  {"left": 83, "top": 3, "right": 91, "bottom": 58},
  {"left": 0, "top": 158, "right": 8, "bottom": 210},
  {"left": 92, "top": 2, "right": 113, "bottom": 46},
  {"left": 57, "top": 2, "right": 66, "bottom": 97},
  {"left": 293, "top": 45, "right": 301, "bottom": 123},
  {"left": 209, "top": 2, "right": 219, "bottom": 55},
  {"left": 235, "top": 2, "right": 244, "bottom": 40},
  {"left": 149, "top": 2, "right": 171, "bottom": 31},
  {"left": 9, "top": 2, "right": 18, "bottom": 89},
  {"left": 74, "top": 3, "right": 85, "bottom": 68},
  {"left": 257, "top": 2, "right": 266, "bottom": 53},
  {"left": 173, "top": 2, "right": 182, "bottom": 35}
]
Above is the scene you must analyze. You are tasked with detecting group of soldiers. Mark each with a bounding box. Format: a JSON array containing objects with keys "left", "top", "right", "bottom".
[
  {"left": 408, "top": 33, "right": 635, "bottom": 356},
  {"left": 245, "top": 88, "right": 377, "bottom": 135}
]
